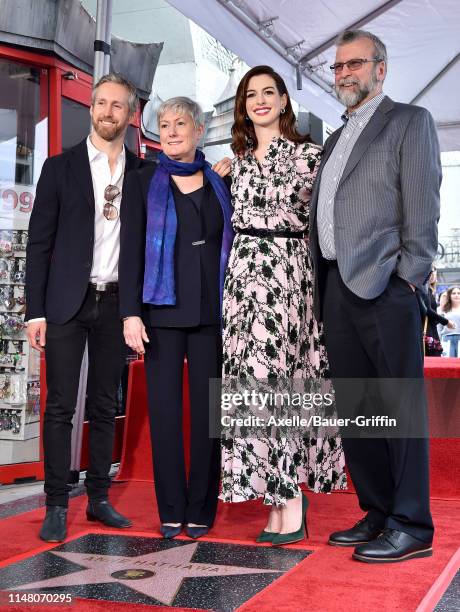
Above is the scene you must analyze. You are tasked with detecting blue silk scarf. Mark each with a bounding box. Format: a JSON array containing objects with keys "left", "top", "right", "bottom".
[{"left": 143, "top": 150, "right": 234, "bottom": 308}]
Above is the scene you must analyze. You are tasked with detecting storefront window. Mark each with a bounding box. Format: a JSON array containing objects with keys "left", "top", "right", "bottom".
[
  {"left": 125, "top": 124, "right": 138, "bottom": 153},
  {"left": 62, "top": 97, "right": 90, "bottom": 151},
  {"left": 0, "top": 58, "right": 48, "bottom": 465}
]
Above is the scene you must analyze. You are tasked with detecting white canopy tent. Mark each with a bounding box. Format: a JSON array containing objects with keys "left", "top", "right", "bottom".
[{"left": 167, "top": 0, "right": 460, "bottom": 151}]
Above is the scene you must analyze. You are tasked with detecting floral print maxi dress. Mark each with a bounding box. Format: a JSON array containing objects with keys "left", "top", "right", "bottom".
[{"left": 220, "top": 137, "right": 347, "bottom": 505}]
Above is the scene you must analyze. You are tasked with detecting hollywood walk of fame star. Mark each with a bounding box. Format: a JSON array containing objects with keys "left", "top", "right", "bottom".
[{"left": 13, "top": 542, "right": 281, "bottom": 605}]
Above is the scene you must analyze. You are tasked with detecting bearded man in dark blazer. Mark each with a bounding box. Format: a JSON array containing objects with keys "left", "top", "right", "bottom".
[
  {"left": 25, "top": 73, "right": 150, "bottom": 542},
  {"left": 310, "top": 30, "right": 441, "bottom": 563}
]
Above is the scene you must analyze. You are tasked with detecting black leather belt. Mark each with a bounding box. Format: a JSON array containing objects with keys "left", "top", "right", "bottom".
[
  {"left": 236, "top": 228, "right": 306, "bottom": 239},
  {"left": 89, "top": 282, "right": 119, "bottom": 294}
]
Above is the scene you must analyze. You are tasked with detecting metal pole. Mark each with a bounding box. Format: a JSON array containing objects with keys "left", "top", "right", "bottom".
[
  {"left": 103, "top": 0, "right": 113, "bottom": 75},
  {"left": 93, "top": 0, "right": 113, "bottom": 84}
]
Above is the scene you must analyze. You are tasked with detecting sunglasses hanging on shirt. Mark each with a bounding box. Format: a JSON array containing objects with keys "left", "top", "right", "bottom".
[{"left": 103, "top": 184, "right": 121, "bottom": 220}]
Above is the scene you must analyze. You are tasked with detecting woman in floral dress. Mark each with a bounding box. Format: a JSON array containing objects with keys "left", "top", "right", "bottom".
[{"left": 220, "top": 65, "right": 346, "bottom": 543}]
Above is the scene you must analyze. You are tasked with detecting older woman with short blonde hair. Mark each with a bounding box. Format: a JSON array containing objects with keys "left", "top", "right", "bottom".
[{"left": 119, "top": 97, "right": 233, "bottom": 539}]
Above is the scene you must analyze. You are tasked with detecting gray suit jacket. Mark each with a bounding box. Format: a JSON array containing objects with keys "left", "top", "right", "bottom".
[{"left": 310, "top": 95, "right": 441, "bottom": 321}]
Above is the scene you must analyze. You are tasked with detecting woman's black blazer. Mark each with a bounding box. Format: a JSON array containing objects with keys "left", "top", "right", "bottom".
[{"left": 119, "top": 164, "right": 230, "bottom": 327}]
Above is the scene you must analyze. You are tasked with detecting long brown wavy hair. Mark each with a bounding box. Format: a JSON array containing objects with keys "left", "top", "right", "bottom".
[
  {"left": 231, "top": 65, "right": 311, "bottom": 156},
  {"left": 442, "top": 286, "right": 460, "bottom": 313}
]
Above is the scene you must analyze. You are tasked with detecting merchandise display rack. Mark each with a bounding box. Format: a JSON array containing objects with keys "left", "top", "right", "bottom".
[{"left": 0, "top": 228, "right": 41, "bottom": 465}]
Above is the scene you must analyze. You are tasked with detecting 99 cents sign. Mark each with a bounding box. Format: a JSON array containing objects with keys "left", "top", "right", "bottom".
[
  {"left": 0, "top": 185, "right": 34, "bottom": 230},
  {"left": 0, "top": 186, "right": 34, "bottom": 213}
]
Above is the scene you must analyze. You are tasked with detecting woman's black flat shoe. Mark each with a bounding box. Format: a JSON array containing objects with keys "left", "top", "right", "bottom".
[
  {"left": 160, "top": 524, "right": 183, "bottom": 539},
  {"left": 185, "top": 525, "right": 209, "bottom": 539}
]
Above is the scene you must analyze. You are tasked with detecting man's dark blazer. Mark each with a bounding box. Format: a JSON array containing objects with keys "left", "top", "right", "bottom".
[
  {"left": 25, "top": 139, "right": 147, "bottom": 324},
  {"left": 119, "top": 164, "right": 229, "bottom": 327},
  {"left": 309, "top": 96, "right": 441, "bottom": 321}
]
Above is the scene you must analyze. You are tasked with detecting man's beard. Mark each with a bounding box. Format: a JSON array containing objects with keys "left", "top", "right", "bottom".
[
  {"left": 92, "top": 117, "right": 124, "bottom": 142},
  {"left": 335, "top": 68, "right": 378, "bottom": 108}
]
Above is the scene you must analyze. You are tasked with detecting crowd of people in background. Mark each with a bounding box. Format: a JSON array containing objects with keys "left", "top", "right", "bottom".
[
  {"left": 437, "top": 284, "right": 460, "bottom": 357},
  {"left": 421, "top": 266, "right": 460, "bottom": 357}
]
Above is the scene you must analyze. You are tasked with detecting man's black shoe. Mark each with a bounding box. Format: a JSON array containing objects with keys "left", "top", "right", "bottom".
[
  {"left": 353, "top": 529, "right": 433, "bottom": 563},
  {"left": 328, "top": 517, "right": 383, "bottom": 547},
  {"left": 86, "top": 500, "right": 132, "bottom": 528},
  {"left": 40, "top": 506, "right": 68, "bottom": 542}
]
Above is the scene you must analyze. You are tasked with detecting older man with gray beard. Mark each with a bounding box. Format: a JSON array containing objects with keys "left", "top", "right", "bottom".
[{"left": 309, "top": 29, "right": 441, "bottom": 563}]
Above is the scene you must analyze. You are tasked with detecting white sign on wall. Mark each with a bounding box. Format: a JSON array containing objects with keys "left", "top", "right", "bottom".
[{"left": 0, "top": 183, "right": 35, "bottom": 229}]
